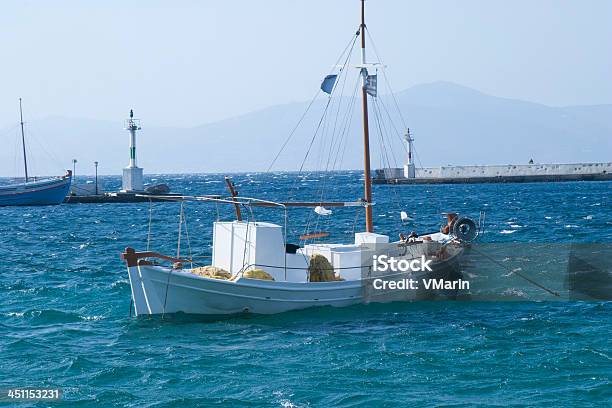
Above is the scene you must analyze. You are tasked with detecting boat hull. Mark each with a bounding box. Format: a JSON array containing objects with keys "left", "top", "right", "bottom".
[
  {"left": 0, "top": 176, "right": 71, "bottom": 206},
  {"left": 127, "top": 248, "right": 464, "bottom": 316}
]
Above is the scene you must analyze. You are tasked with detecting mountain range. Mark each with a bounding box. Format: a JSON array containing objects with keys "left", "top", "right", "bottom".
[{"left": 1, "top": 81, "right": 610, "bottom": 176}]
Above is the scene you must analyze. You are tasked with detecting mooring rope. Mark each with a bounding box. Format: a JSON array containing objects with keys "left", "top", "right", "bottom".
[{"left": 470, "top": 246, "right": 560, "bottom": 297}]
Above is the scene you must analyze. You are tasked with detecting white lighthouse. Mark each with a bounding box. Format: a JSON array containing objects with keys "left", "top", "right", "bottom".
[
  {"left": 121, "top": 109, "right": 144, "bottom": 192},
  {"left": 403, "top": 128, "right": 416, "bottom": 178}
]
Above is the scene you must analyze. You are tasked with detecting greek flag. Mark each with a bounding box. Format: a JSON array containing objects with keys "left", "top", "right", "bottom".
[
  {"left": 365, "top": 74, "right": 377, "bottom": 97},
  {"left": 320, "top": 74, "right": 338, "bottom": 94}
]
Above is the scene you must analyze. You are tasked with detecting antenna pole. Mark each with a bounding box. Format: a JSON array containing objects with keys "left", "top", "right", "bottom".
[
  {"left": 360, "top": 0, "right": 373, "bottom": 232},
  {"left": 19, "top": 98, "right": 29, "bottom": 183}
]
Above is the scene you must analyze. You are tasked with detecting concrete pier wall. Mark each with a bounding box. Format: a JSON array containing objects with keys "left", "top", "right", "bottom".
[
  {"left": 415, "top": 162, "right": 612, "bottom": 178},
  {"left": 374, "top": 162, "right": 612, "bottom": 184}
]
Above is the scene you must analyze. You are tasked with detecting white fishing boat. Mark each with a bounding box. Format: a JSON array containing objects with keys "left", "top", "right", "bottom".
[
  {"left": 121, "top": 1, "right": 480, "bottom": 316},
  {"left": 123, "top": 195, "right": 475, "bottom": 316}
]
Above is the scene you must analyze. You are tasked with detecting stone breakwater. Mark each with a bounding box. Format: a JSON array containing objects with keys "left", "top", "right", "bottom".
[{"left": 374, "top": 162, "right": 612, "bottom": 184}]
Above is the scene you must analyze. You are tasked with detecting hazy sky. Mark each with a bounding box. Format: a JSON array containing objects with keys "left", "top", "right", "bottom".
[{"left": 1, "top": 0, "right": 611, "bottom": 128}]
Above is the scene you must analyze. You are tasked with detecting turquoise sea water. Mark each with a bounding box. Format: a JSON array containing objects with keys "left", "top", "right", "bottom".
[{"left": 1, "top": 173, "right": 610, "bottom": 407}]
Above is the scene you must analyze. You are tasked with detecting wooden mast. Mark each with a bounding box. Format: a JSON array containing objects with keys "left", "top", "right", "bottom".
[
  {"left": 19, "top": 98, "right": 29, "bottom": 183},
  {"left": 360, "top": 0, "right": 373, "bottom": 232}
]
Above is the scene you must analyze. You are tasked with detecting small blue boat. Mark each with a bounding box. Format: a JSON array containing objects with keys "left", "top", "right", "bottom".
[
  {"left": 0, "top": 99, "right": 72, "bottom": 206},
  {"left": 0, "top": 173, "right": 72, "bottom": 206}
]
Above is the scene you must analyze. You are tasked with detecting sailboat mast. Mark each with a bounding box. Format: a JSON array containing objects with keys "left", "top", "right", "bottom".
[
  {"left": 19, "top": 98, "right": 29, "bottom": 183},
  {"left": 360, "top": 0, "right": 373, "bottom": 232}
]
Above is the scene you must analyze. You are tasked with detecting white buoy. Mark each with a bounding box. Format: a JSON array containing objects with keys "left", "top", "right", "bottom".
[{"left": 121, "top": 109, "right": 144, "bottom": 192}]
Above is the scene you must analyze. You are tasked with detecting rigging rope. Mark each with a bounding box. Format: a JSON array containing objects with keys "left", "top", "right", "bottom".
[
  {"left": 372, "top": 97, "right": 407, "bottom": 233},
  {"left": 266, "top": 88, "right": 320, "bottom": 172},
  {"left": 309, "top": 36, "right": 360, "bottom": 240},
  {"left": 303, "top": 72, "right": 361, "bottom": 242},
  {"left": 266, "top": 32, "right": 359, "bottom": 173},
  {"left": 275, "top": 31, "right": 360, "bottom": 242},
  {"left": 163, "top": 201, "right": 185, "bottom": 318},
  {"left": 25, "top": 124, "right": 69, "bottom": 175},
  {"left": 182, "top": 202, "right": 193, "bottom": 269},
  {"left": 368, "top": 29, "right": 442, "bottom": 229},
  {"left": 366, "top": 27, "right": 408, "bottom": 129},
  {"left": 296, "top": 33, "right": 360, "bottom": 177},
  {"left": 177, "top": 202, "right": 183, "bottom": 258},
  {"left": 332, "top": 75, "right": 361, "bottom": 170}
]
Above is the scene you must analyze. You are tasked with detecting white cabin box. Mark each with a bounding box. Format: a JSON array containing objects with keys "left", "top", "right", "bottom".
[
  {"left": 354, "top": 232, "right": 389, "bottom": 245},
  {"left": 302, "top": 243, "right": 371, "bottom": 281},
  {"left": 212, "top": 221, "right": 308, "bottom": 282}
]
